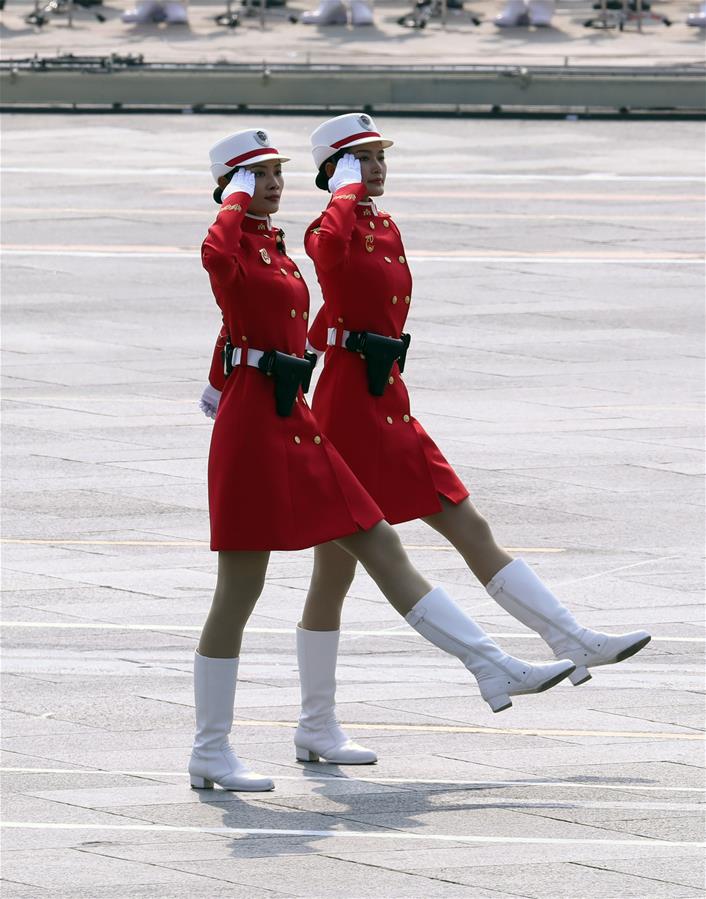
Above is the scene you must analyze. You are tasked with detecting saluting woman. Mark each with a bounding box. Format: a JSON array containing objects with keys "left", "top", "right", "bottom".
[
  {"left": 192, "top": 128, "right": 577, "bottom": 791},
  {"left": 289, "top": 113, "right": 649, "bottom": 764}
]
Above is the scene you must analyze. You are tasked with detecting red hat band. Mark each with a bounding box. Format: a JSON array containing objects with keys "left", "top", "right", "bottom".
[
  {"left": 330, "top": 130, "right": 382, "bottom": 150},
  {"left": 224, "top": 147, "right": 280, "bottom": 167}
]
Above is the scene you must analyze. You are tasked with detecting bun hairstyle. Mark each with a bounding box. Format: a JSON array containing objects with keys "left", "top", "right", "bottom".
[
  {"left": 213, "top": 168, "right": 236, "bottom": 205},
  {"left": 315, "top": 149, "right": 346, "bottom": 192}
]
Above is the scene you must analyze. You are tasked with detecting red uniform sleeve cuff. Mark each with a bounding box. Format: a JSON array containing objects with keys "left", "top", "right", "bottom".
[
  {"left": 331, "top": 183, "right": 368, "bottom": 202},
  {"left": 219, "top": 190, "right": 252, "bottom": 211}
]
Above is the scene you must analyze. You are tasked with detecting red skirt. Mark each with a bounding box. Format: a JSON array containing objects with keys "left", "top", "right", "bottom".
[
  {"left": 208, "top": 366, "right": 383, "bottom": 551},
  {"left": 312, "top": 349, "right": 469, "bottom": 525}
]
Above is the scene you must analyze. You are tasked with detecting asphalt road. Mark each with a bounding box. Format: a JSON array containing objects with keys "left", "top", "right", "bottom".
[{"left": 1, "top": 113, "right": 704, "bottom": 898}]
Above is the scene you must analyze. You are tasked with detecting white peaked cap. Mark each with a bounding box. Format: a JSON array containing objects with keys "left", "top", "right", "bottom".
[
  {"left": 310, "top": 112, "right": 393, "bottom": 169},
  {"left": 209, "top": 129, "right": 291, "bottom": 182}
]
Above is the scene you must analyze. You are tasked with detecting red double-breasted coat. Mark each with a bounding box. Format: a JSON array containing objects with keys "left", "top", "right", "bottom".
[
  {"left": 305, "top": 183, "right": 468, "bottom": 525},
  {"left": 203, "top": 192, "right": 383, "bottom": 551}
]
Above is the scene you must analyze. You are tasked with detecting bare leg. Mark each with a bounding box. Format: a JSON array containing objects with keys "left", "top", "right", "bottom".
[
  {"left": 426, "top": 497, "right": 650, "bottom": 681},
  {"left": 301, "top": 541, "right": 358, "bottom": 631},
  {"left": 334, "top": 519, "right": 573, "bottom": 712},
  {"left": 295, "top": 521, "right": 427, "bottom": 763},
  {"left": 198, "top": 550, "right": 270, "bottom": 658},
  {"left": 190, "top": 549, "right": 274, "bottom": 792},
  {"left": 335, "top": 520, "right": 431, "bottom": 615},
  {"left": 424, "top": 496, "right": 512, "bottom": 586}
]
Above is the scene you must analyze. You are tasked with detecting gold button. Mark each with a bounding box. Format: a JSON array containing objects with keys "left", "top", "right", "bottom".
[
  {"left": 281, "top": 267, "right": 288, "bottom": 276},
  {"left": 294, "top": 435, "right": 301, "bottom": 445},
  {"left": 337, "top": 317, "right": 344, "bottom": 323},
  {"left": 403, "top": 414, "right": 410, "bottom": 423},
  {"left": 399, "top": 256, "right": 406, "bottom": 264},
  {"left": 290, "top": 309, "right": 296, "bottom": 318},
  {"left": 293, "top": 271, "right": 301, "bottom": 279},
  {"left": 369, "top": 221, "right": 376, "bottom": 230},
  {"left": 388, "top": 376, "right": 394, "bottom": 385},
  {"left": 384, "top": 256, "right": 392, "bottom": 264},
  {"left": 359, "top": 353, "right": 366, "bottom": 360},
  {"left": 313, "top": 435, "right": 322, "bottom": 445},
  {"left": 391, "top": 296, "right": 398, "bottom": 305},
  {"left": 382, "top": 219, "right": 390, "bottom": 228},
  {"left": 404, "top": 295, "right": 411, "bottom": 304},
  {"left": 386, "top": 416, "right": 393, "bottom": 424},
  {"left": 302, "top": 311, "right": 308, "bottom": 321}
]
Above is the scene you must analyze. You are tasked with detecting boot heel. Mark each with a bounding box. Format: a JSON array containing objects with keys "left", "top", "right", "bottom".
[
  {"left": 486, "top": 694, "right": 512, "bottom": 713},
  {"left": 295, "top": 746, "right": 320, "bottom": 762},
  {"left": 569, "top": 666, "right": 591, "bottom": 686},
  {"left": 190, "top": 775, "right": 214, "bottom": 789}
]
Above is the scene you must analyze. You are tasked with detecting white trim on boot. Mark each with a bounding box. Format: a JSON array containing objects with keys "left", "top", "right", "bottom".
[
  {"left": 486, "top": 559, "right": 651, "bottom": 686},
  {"left": 295, "top": 626, "right": 377, "bottom": 764},
  {"left": 405, "top": 587, "right": 575, "bottom": 713},
  {"left": 189, "top": 652, "right": 274, "bottom": 791}
]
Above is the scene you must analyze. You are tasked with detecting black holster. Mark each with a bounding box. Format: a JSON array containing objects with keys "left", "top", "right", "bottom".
[
  {"left": 344, "top": 330, "right": 411, "bottom": 397},
  {"left": 222, "top": 339, "right": 235, "bottom": 376},
  {"left": 258, "top": 350, "right": 317, "bottom": 417}
]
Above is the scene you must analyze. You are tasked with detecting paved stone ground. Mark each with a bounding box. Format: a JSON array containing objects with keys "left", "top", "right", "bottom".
[
  {"left": 1, "top": 0, "right": 704, "bottom": 68},
  {"left": 1, "top": 114, "right": 705, "bottom": 897}
]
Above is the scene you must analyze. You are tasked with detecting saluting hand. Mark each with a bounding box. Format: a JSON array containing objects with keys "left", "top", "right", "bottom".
[
  {"left": 328, "top": 154, "right": 362, "bottom": 193},
  {"left": 222, "top": 167, "right": 256, "bottom": 201}
]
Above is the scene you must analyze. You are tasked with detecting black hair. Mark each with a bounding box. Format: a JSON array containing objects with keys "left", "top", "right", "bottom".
[
  {"left": 315, "top": 149, "right": 347, "bottom": 192},
  {"left": 212, "top": 168, "right": 237, "bottom": 205}
]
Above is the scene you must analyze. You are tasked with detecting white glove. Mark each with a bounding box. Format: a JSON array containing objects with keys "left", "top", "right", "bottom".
[
  {"left": 199, "top": 383, "right": 222, "bottom": 420},
  {"left": 328, "top": 154, "right": 362, "bottom": 194},
  {"left": 222, "top": 167, "right": 256, "bottom": 201}
]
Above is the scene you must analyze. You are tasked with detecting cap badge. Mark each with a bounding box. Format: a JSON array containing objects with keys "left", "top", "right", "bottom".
[
  {"left": 358, "top": 114, "right": 372, "bottom": 128},
  {"left": 260, "top": 248, "right": 272, "bottom": 264},
  {"left": 254, "top": 130, "right": 270, "bottom": 147}
]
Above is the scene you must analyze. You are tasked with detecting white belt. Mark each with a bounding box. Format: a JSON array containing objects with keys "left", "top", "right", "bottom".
[
  {"left": 232, "top": 346, "right": 266, "bottom": 368},
  {"left": 327, "top": 327, "right": 351, "bottom": 347}
]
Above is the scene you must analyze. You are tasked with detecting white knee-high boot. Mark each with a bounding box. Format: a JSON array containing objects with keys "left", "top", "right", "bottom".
[
  {"left": 295, "top": 626, "right": 377, "bottom": 764},
  {"left": 189, "top": 652, "right": 274, "bottom": 791},
  {"left": 405, "top": 588, "right": 575, "bottom": 713},
  {"left": 486, "top": 559, "right": 651, "bottom": 686}
]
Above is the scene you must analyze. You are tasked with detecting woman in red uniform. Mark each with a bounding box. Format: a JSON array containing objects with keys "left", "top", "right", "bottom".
[
  {"left": 293, "top": 113, "right": 650, "bottom": 763},
  {"left": 192, "top": 128, "right": 576, "bottom": 790}
]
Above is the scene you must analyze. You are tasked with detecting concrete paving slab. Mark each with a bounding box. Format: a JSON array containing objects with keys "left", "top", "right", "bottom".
[
  {"left": 0, "top": 846, "right": 271, "bottom": 893},
  {"left": 411, "top": 860, "right": 704, "bottom": 896},
  {"left": 2, "top": 113, "right": 704, "bottom": 897}
]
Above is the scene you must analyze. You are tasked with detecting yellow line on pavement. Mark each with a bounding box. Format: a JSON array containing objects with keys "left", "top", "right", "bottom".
[{"left": 234, "top": 718, "right": 704, "bottom": 741}]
